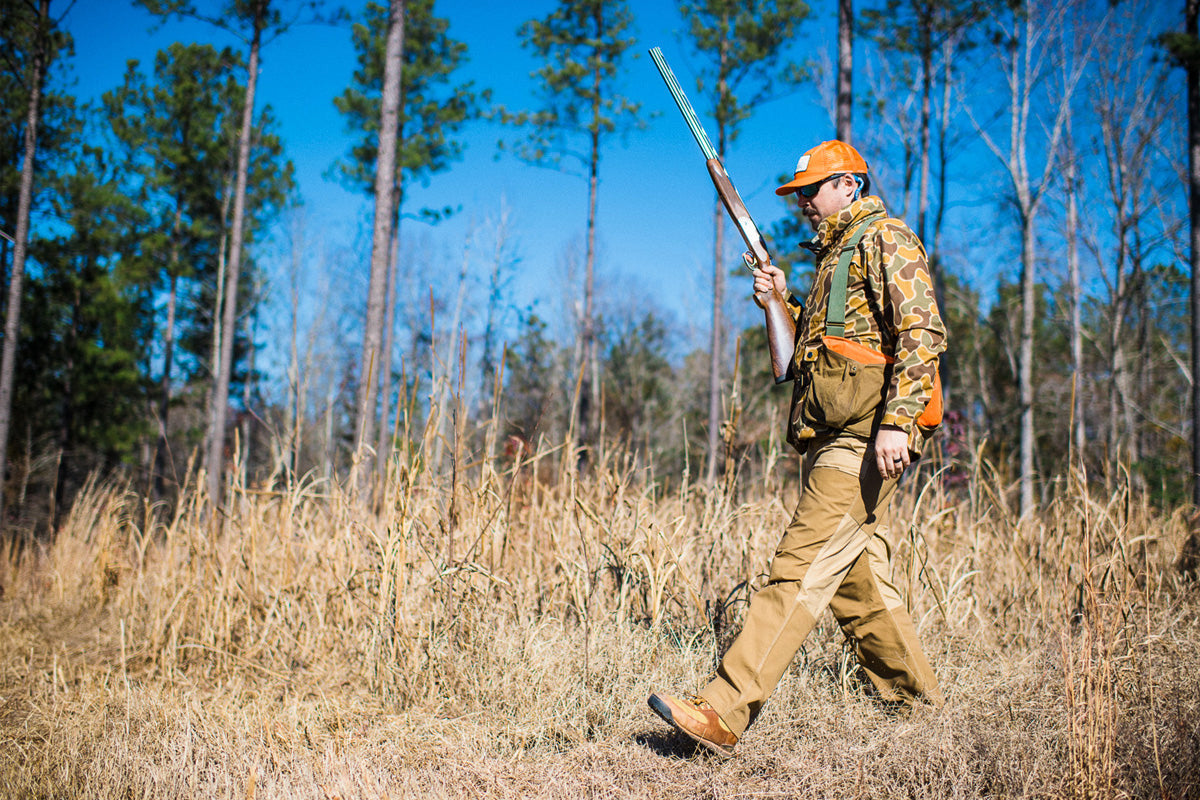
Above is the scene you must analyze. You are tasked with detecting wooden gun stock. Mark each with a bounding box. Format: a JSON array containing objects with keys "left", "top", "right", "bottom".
[{"left": 706, "top": 158, "right": 796, "bottom": 384}]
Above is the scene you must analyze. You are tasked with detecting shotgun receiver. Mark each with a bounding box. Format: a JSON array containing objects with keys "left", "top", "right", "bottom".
[{"left": 649, "top": 46, "right": 796, "bottom": 385}]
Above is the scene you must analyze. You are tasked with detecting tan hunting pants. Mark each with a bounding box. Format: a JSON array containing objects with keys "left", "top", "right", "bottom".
[{"left": 700, "top": 433, "right": 943, "bottom": 737}]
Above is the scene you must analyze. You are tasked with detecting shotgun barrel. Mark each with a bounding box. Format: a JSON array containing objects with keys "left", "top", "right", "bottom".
[
  {"left": 649, "top": 46, "right": 796, "bottom": 384},
  {"left": 648, "top": 47, "right": 718, "bottom": 161}
]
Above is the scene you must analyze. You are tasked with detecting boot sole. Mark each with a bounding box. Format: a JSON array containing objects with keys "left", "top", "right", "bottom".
[{"left": 647, "top": 694, "right": 735, "bottom": 757}]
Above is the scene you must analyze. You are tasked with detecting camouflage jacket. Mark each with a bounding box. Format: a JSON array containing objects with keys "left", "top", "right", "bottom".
[{"left": 785, "top": 195, "right": 946, "bottom": 436}]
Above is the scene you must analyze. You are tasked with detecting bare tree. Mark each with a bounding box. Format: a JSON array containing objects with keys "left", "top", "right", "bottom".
[
  {"left": 478, "top": 197, "right": 519, "bottom": 437},
  {"left": 1086, "top": 4, "right": 1171, "bottom": 482},
  {"left": 967, "top": 0, "right": 1101, "bottom": 517},
  {"left": 1185, "top": 0, "right": 1200, "bottom": 504},
  {"left": 431, "top": 223, "right": 473, "bottom": 473},
  {"left": 1061, "top": 113, "right": 1086, "bottom": 467},
  {"left": 1191, "top": 0, "right": 1200, "bottom": 506}
]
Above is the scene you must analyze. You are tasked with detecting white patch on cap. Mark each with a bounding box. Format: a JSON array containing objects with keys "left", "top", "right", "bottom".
[{"left": 794, "top": 154, "right": 811, "bottom": 173}]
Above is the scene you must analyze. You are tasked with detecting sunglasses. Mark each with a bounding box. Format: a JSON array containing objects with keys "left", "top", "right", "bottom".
[{"left": 797, "top": 173, "right": 844, "bottom": 198}]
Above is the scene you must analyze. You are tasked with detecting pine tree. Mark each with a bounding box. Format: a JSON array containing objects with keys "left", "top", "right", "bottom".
[
  {"left": 504, "top": 0, "right": 644, "bottom": 466},
  {"left": 139, "top": 0, "right": 318, "bottom": 507},
  {"left": 103, "top": 43, "right": 244, "bottom": 496},
  {"left": 333, "top": 0, "right": 481, "bottom": 477},
  {"left": 678, "top": 0, "right": 809, "bottom": 484},
  {"left": 20, "top": 132, "right": 151, "bottom": 524},
  {"left": 0, "top": 0, "right": 71, "bottom": 526}
]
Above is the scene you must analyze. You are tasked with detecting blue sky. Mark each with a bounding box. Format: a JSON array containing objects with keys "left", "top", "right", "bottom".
[
  {"left": 56, "top": 0, "right": 1186, "bottom": 391},
  {"left": 61, "top": 0, "right": 845, "bottom": 359}
]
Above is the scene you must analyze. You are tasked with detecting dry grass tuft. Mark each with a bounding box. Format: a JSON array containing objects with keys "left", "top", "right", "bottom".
[{"left": 2, "top": 441, "right": 1199, "bottom": 798}]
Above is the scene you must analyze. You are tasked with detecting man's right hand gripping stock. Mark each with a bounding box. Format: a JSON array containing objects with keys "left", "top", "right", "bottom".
[{"left": 745, "top": 252, "right": 788, "bottom": 308}]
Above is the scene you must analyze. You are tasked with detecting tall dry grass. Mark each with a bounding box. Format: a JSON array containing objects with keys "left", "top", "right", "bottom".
[{"left": 1, "top": 430, "right": 1198, "bottom": 798}]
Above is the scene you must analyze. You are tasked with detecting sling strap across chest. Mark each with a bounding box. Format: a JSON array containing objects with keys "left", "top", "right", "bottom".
[{"left": 824, "top": 211, "right": 884, "bottom": 339}]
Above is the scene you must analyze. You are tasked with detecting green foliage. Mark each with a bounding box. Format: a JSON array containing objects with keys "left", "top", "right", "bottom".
[
  {"left": 501, "top": 0, "right": 644, "bottom": 172},
  {"left": 1158, "top": 31, "right": 1200, "bottom": 70},
  {"left": 860, "top": 0, "right": 984, "bottom": 56},
  {"left": 503, "top": 311, "right": 563, "bottom": 442},
  {"left": 333, "top": 0, "right": 484, "bottom": 207},
  {"left": 679, "top": 0, "right": 811, "bottom": 145},
  {"left": 103, "top": 43, "right": 294, "bottom": 388},
  {"left": 0, "top": 0, "right": 76, "bottom": 263},
  {"left": 17, "top": 124, "right": 153, "bottom": 486},
  {"left": 136, "top": 0, "right": 285, "bottom": 41},
  {"left": 602, "top": 310, "right": 674, "bottom": 454},
  {"left": 102, "top": 44, "right": 238, "bottom": 281}
]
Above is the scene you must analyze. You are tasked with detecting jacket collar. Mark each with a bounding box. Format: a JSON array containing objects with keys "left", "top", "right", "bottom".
[{"left": 801, "top": 195, "right": 887, "bottom": 255}]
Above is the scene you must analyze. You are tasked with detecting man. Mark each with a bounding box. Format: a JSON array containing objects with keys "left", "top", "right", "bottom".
[{"left": 648, "top": 140, "right": 946, "bottom": 756}]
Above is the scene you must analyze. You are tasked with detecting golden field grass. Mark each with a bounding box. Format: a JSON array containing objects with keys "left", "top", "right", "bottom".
[{"left": 2, "top": 439, "right": 1199, "bottom": 799}]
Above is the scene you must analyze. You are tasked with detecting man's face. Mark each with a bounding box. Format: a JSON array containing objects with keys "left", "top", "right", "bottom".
[{"left": 795, "top": 173, "right": 857, "bottom": 230}]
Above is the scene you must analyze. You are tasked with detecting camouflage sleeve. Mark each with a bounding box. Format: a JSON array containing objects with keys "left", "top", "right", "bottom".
[
  {"left": 784, "top": 289, "right": 804, "bottom": 322},
  {"left": 864, "top": 220, "right": 946, "bottom": 432}
]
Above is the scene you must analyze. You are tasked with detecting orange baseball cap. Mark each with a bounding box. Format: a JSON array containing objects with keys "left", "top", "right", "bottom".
[{"left": 775, "top": 140, "right": 870, "bottom": 196}]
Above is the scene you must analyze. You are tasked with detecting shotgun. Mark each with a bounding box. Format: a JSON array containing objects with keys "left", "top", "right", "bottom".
[{"left": 649, "top": 46, "right": 796, "bottom": 385}]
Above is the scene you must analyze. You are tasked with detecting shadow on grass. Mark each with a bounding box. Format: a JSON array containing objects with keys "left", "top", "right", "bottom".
[{"left": 631, "top": 727, "right": 716, "bottom": 760}]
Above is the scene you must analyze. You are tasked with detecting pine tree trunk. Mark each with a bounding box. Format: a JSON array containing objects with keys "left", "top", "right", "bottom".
[
  {"left": 933, "top": 36, "right": 956, "bottom": 410},
  {"left": 1188, "top": 0, "right": 1200, "bottom": 506},
  {"left": 837, "top": 0, "right": 854, "bottom": 141},
  {"left": 375, "top": 188, "right": 402, "bottom": 475},
  {"left": 206, "top": 3, "right": 264, "bottom": 508},
  {"left": 917, "top": 28, "right": 932, "bottom": 244},
  {"left": 355, "top": 0, "right": 405, "bottom": 481},
  {"left": 577, "top": 37, "right": 602, "bottom": 468},
  {"left": 0, "top": 0, "right": 48, "bottom": 526},
  {"left": 706, "top": 194, "right": 725, "bottom": 485},
  {"left": 240, "top": 304, "right": 258, "bottom": 485},
  {"left": 580, "top": 126, "right": 599, "bottom": 466},
  {"left": 155, "top": 271, "right": 178, "bottom": 496},
  {"left": 706, "top": 63, "right": 730, "bottom": 486}
]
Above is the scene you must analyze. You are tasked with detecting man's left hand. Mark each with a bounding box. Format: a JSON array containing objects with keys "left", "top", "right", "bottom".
[{"left": 874, "top": 426, "right": 910, "bottom": 479}]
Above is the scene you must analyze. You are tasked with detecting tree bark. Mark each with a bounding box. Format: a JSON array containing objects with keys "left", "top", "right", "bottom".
[
  {"left": 917, "top": 15, "right": 932, "bottom": 244},
  {"left": 837, "top": 0, "right": 854, "bottom": 141},
  {"left": 355, "top": 0, "right": 405, "bottom": 482},
  {"left": 0, "top": 0, "right": 49, "bottom": 526},
  {"left": 579, "top": 123, "right": 599, "bottom": 466},
  {"left": 706, "top": 42, "right": 731, "bottom": 486},
  {"left": 375, "top": 185, "right": 402, "bottom": 475},
  {"left": 1019, "top": 211, "right": 1036, "bottom": 516},
  {"left": 205, "top": 1, "right": 265, "bottom": 508},
  {"left": 1188, "top": 0, "right": 1200, "bottom": 506},
  {"left": 152, "top": 203, "right": 184, "bottom": 499},
  {"left": 1065, "top": 127, "right": 1085, "bottom": 466},
  {"left": 576, "top": 5, "right": 603, "bottom": 469}
]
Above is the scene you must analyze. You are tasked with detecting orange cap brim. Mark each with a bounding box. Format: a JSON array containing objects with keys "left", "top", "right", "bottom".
[{"left": 775, "top": 178, "right": 805, "bottom": 196}]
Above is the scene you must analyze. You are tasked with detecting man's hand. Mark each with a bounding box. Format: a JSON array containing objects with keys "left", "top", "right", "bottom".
[
  {"left": 874, "top": 425, "right": 910, "bottom": 480},
  {"left": 745, "top": 252, "right": 787, "bottom": 308}
]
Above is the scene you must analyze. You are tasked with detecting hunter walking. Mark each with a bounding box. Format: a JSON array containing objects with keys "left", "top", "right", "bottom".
[{"left": 649, "top": 140, "right": 946, "bottom": 756}]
